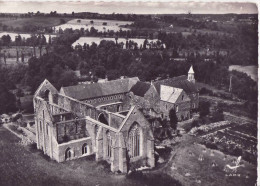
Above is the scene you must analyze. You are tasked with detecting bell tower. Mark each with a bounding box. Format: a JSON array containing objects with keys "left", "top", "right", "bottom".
[{"left": 188, "top": 66, "right": 195, "bottom": 83}]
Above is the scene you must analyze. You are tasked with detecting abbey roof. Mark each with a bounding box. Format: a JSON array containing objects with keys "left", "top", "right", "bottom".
[
  {"left": 61, "top": 77, "right": 139, "bottom": 100},
  {"left": 130, "top": 81, "right": 151, "bottom": 97},
  {"left": 153, "top": 75, "right": 198, "bottom": 94}
]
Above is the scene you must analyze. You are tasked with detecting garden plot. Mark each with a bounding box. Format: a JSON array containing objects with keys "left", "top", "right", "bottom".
[
  {"left": 164, "top": 141, "right": 257, "bottom": 186},
  {"left": 199, "top": 123, "right": 257, "bottom": 163},
  {"left": 54, "top": 18, "right": 133, "bottom": 32}
]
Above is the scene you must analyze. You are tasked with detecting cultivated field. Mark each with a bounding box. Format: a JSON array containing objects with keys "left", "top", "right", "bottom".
[
  {"left": 200, "top": 122, "right": 257, "bottom": 164},
  {"left": 0, "top": 17, "right": 72, "bottom": 30},
  {"left": 54, "top": 18, "right": 132, "bottom": 32},
  {"left": 0, "top": 46, "right": 45, "bottom": 66}
]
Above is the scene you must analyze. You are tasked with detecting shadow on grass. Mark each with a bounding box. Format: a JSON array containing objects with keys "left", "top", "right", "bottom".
[
  {"left": 127, "top": 171, "right": 182, "bottom": 186},
  {"left": 27, "top": 143, "right": 55, "bottom": 162}
]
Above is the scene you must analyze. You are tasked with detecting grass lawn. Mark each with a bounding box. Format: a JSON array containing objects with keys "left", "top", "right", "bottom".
[
  {"left": 0, "top": 126, "right": 143, "bottom": 186},
  {"left": 162, "top": 135, "right": 257, "bottom": 186},
  {"left": 0, "top": 125, "right": 181, "bottom": 186},
  {"left": 0, "top": 17, "right": 72, "bottom": 30}
]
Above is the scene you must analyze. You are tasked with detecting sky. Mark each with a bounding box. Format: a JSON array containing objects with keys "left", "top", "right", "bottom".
[{"left": 0, "top": 1, "right": 258, "bottom": 14}]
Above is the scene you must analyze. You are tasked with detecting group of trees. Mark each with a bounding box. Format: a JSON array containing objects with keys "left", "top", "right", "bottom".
[
  {"left": 0, "top": 34, "right": 51, "bottom": 48},
  {"left": 0, "top": 12, "right": 257, "bottom": 117},
  {"left": 0, "top": 64, "right": 28, "bottom": 114}
]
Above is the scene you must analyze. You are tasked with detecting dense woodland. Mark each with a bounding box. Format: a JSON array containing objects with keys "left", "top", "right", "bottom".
[{"left": 0, "top": 13, "right": 258, "bottom": 115}]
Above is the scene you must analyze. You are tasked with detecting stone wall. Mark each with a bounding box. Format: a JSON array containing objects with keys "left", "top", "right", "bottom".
[
  {"left": 84, "top": 93, "right": 126, "bottom": 107},
  {"left": 120, "top": 107, "right": 155, "bottom": 169},
  {"left": 109, "top": 113, "right": 125, "bottom": 129},
  {"left": 189, "top": 92, "right": 199, "bottom": 110},
  {"left": 56, "top": 119, "right": 88, "bottom": 144},
  {"left": 57, "top": 137, "right": 92, "bottom": 162}
]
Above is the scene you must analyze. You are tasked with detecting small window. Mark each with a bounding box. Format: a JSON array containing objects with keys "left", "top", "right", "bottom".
[
  {"left": 182, "top": 95, "right": 184, "bottom": 100},
  {"left": 82, "top": 144, "right": 88, "bottom": 155},
  {"left": 107, "top": 131, "right": 112, "bottom": 158},
  {"left": 165, "top": 104, "right": 168, "bottom": 110},
  {"left": 46, "top": 124, "right": 48, "bottom": 135},
  {"left": 176, "top": 105, "right": 179, "bottom": 112},
  {"left": 40, "top": 121, "right": 42, "bottom": 131},
  {"left": 65, "top": 148, "right": 72, "bottom": 160},
  {"left": 75, "top": 122, "right": 78, "bottom": 133}
]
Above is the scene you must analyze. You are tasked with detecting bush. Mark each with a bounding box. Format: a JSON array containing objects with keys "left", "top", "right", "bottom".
[
  {"left": 191, "top": 120, "right": 199, "bottom": 128},
  {"left": 231, "top": 147, "right": 243, "bottom": 157},
  {"left": 19, "top": 121, "right": 27, "bottom": 127},
  {"left": 97, "top": 160, "right": 111, "bottom": 172},
  {"left": 199, "top": 101, "right": 210, "bottom": 118},
  {"left": 199, "top": 87, "right": 213, "bottom": 95},
  {"left": 205, "top": 142, "right": 218, "bottom": 150},
  {"left": 211, "top": 109, "right": 224, "bottom": 122}
]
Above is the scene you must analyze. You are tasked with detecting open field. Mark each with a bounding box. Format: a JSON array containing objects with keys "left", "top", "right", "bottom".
[
  {"left": 0, "top": 17, "right": 72, "bottom": 30},
  {"left": 161, "top": 135, "right": 257, "bottom": 186},
  {"left": 0, "top": 46, "right": 46, "bottom": 66},
  {"left": 54, "top": 18, "right": 132, "bottom": 32}
]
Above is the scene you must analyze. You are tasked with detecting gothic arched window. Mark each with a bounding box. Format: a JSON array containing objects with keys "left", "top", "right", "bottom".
[
  {"left": 82, "top": 143, "right": 88, "bottom": 155},
  {"left": 129, "top": 124, "right": 141, "bottom": 158},
  {"left": 107, "top": 131, "right": 112, "bottom": 158},
  {"left": 65, "top": 148, "right": 72, "bottom": 160}
]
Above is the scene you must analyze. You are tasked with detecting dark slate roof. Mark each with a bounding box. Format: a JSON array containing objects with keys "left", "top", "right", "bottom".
[
  {"left": 153, "top": 75, "right": 198, "bottom": 94},
  {"left": 130, "top": 81, "right": 151, "bottom": 97},
  {"left": 61, "top": 77, "right": 139, "bottom": 100}
]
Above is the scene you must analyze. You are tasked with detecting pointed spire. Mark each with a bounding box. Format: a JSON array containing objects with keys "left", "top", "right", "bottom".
[
  {"left": 187, "top": 65, "right": 195, "bottom": 83},
  {"left": 188, "top": 65, "right": 194, "bottom": 74}
]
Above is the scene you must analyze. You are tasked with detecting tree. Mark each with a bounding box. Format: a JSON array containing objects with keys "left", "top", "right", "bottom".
[
  {"left": 169, "top": 108, "right": 178, "bottom": 130},
  {"left": 199, "top": 101, "right": 210, "bottom": 118},
  {"left": 211, "top": 106, "right": 224, "bottom": 122},
  {"left": 60, "top": 19, "right": 66, "bottom": 24},
  {"left": 0, "top": 83, "right": 17, "bottom": 114}
]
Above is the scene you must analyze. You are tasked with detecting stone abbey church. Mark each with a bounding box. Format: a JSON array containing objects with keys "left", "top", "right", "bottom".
[{"left": 33, "top": 66, "right": 198, "bottom": 173}]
